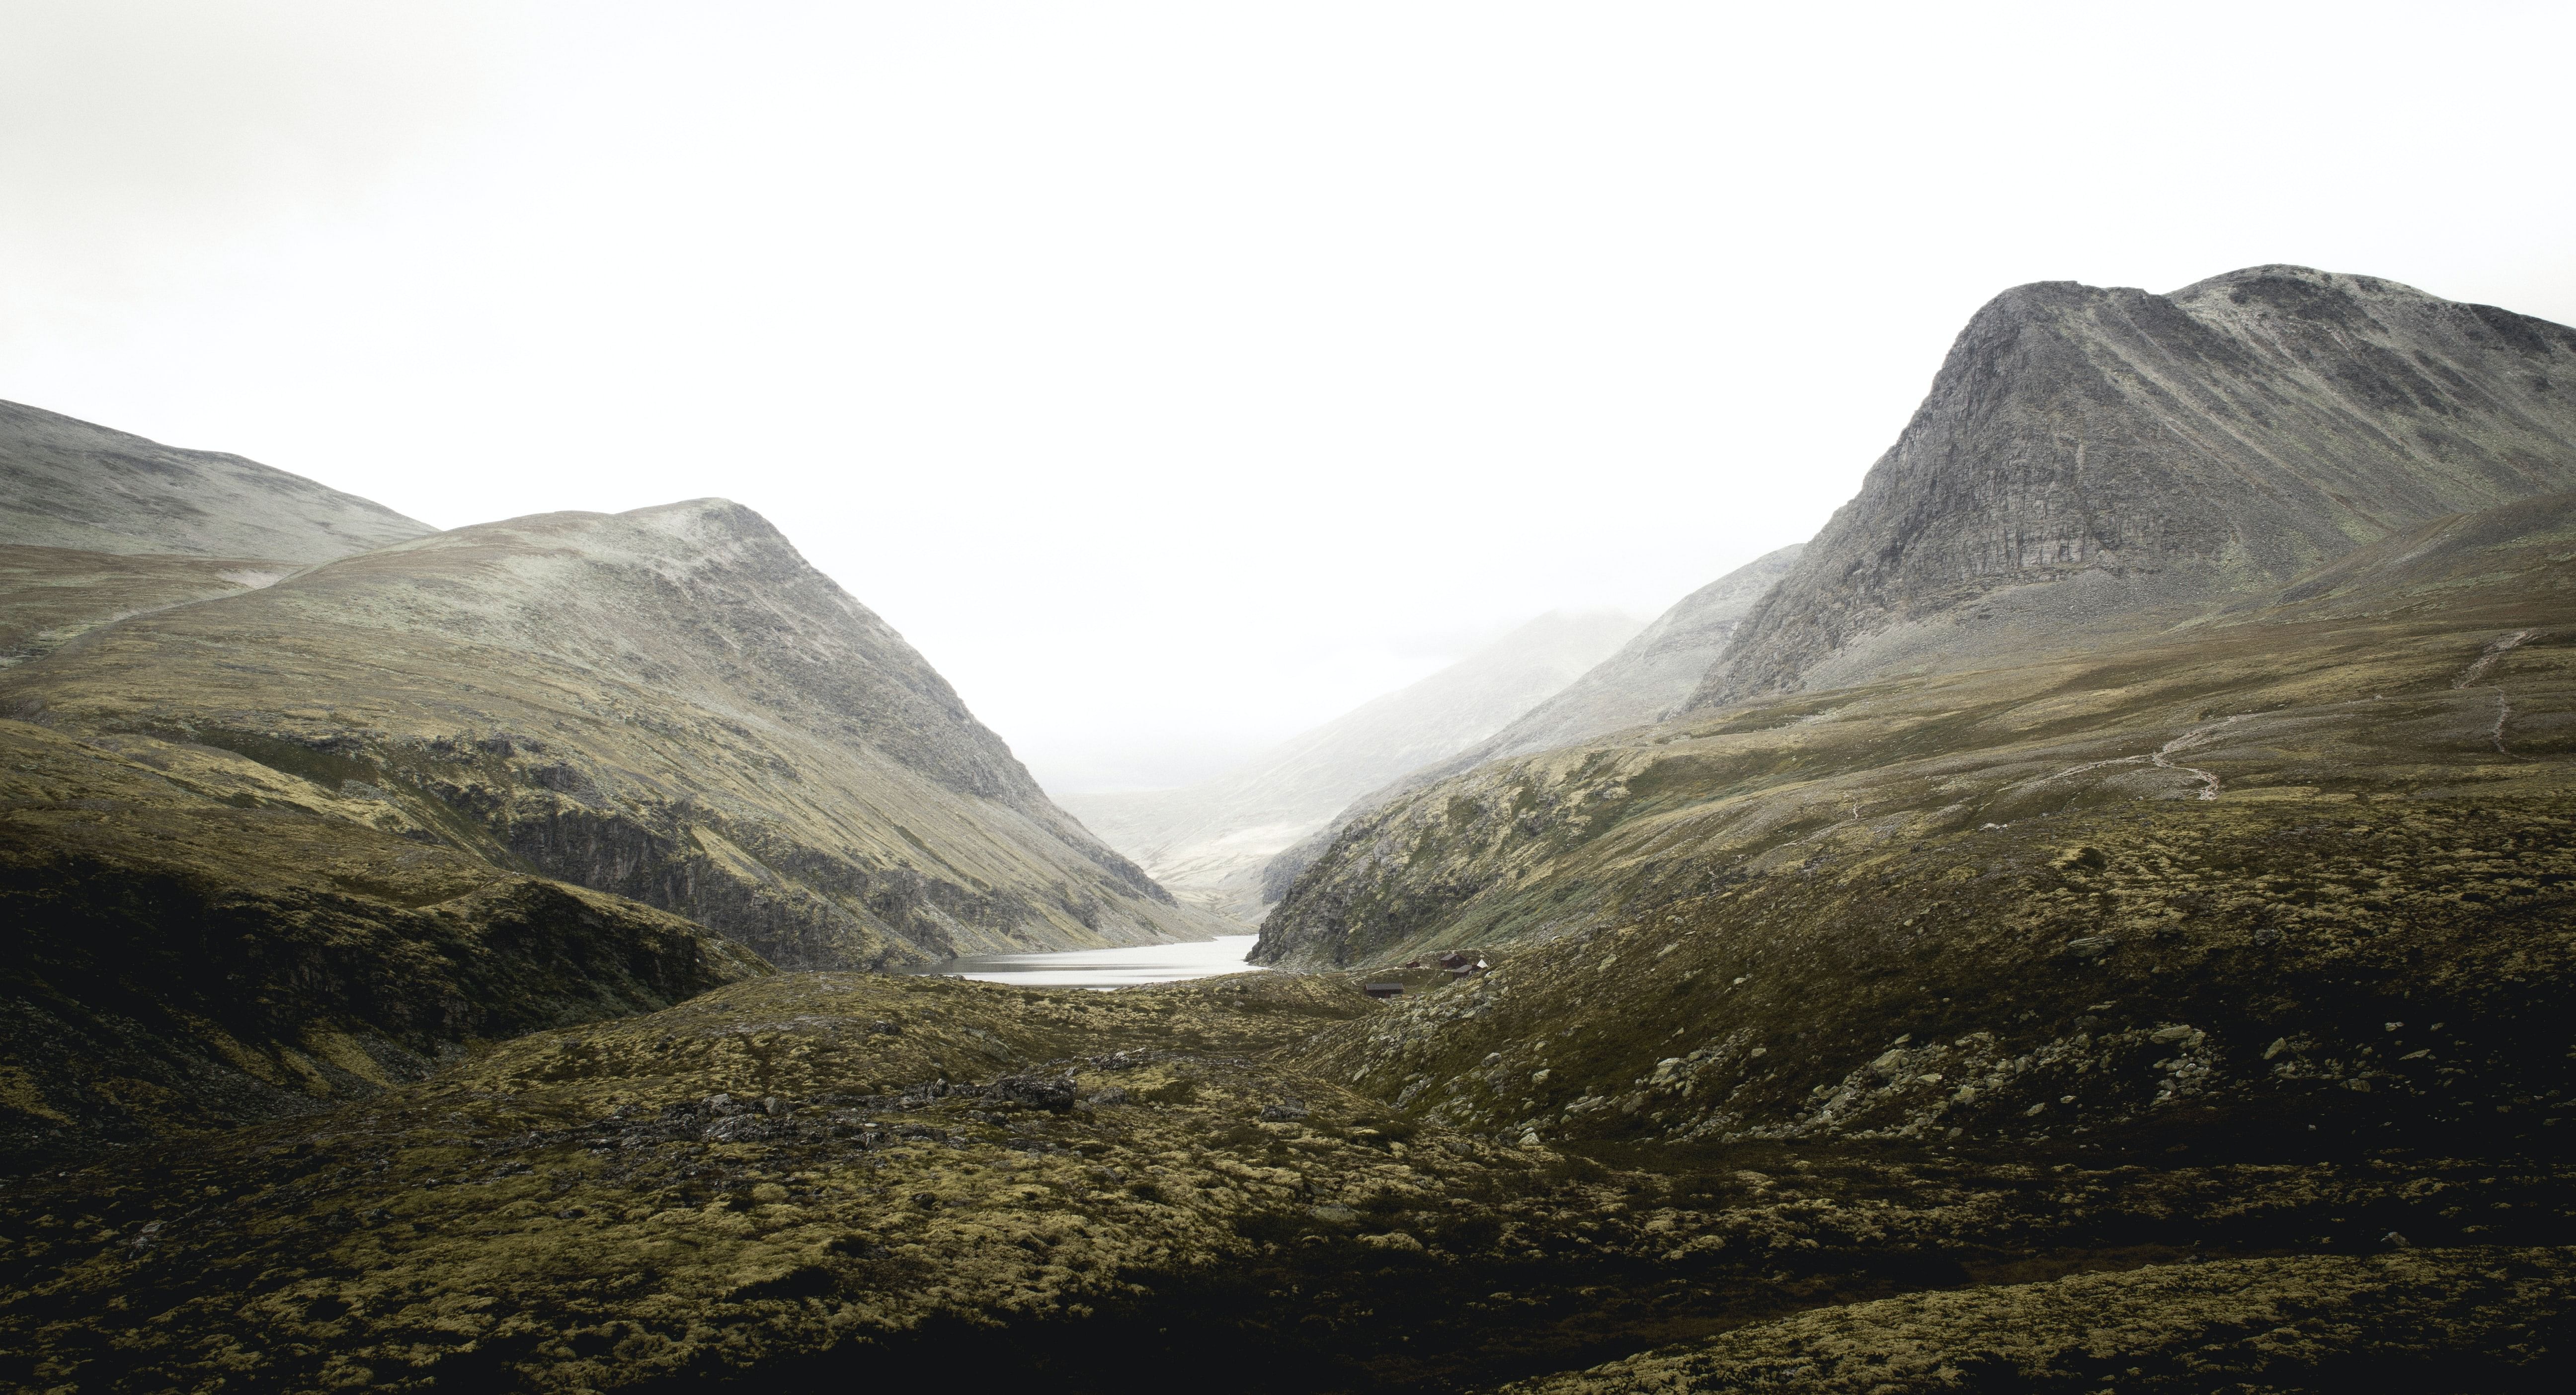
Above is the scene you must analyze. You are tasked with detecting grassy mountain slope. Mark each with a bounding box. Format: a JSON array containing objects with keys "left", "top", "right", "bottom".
[
  {"left": 0, "top": 719, "right": 763, "bottom": 1169},
  {"left": 1258, "top": 489, "right": 2575, "bottom": 973},
  {"left": 1, "top": 499, "right": 1219, "bottom": 971},
  {"left": 0, "top": 545, "right": 299, "bottom": 670}
]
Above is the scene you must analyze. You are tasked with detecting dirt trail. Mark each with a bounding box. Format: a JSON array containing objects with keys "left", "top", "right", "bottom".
[
  {"left": 2451, "top": 630, "right": 2536, "bottom": 757},
  {"left": 2453, "top": 629, "right": 2536, "bottom": 688},
  {"left": 2044, "top": 715, "right": 2242, "bottom": 801}
]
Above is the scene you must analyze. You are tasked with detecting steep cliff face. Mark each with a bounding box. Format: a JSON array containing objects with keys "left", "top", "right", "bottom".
[
  {"left": 0, "top": 399, "right": 432, "bottom": 562},
  {"left": 1689, "top": 266, "right": 2576, "bottom": 707},
  {"left": 1060, "top": 611, "right": 1637, "bottom": 922},
  {"left": 1, "top": 499, "right": 1218, "bottom": 969}
]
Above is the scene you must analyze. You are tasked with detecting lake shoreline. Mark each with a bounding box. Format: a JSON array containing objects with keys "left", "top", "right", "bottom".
[{"left": 891, "top": 933, "right": 1263, "bottom": 988}]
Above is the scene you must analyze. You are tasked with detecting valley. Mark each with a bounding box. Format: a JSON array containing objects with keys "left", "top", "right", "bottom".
[{"left": 1, "top": 264, "right": 2572, "bottom": 1391}]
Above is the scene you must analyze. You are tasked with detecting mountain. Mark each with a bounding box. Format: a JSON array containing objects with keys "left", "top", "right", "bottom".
[
  {"left": 7, "top": 298, "right": 2576, "bottom": 1388},
  {"left": 11, "top": 487, "right": 2568, "bottom": 1382},
  {"left": 1689, "top": 266, "right": 2576, "bottom": 708},
  {"left": 1253, "top": 545, "right": 1809, "bottom": 903},
  {"left": 0, "top": 399, "right": 432, "bottom": 562},
  {"left": 0, "top": 401, "right": 439, "bottom": 668},
  {"left": 1257, "top": 266, "right": 2576, "bottom": 973},
  {"left": 1058, "top": 611, "right": 1639, "bottom": 921},
  {"left": 1255, "top": 485, "right": 2576, "bottom": 971},
  {"left": 1472, "top": 545, "right": 1806, "bottom": 758},
  {"left": 0, "top": 499, "right": 1220, "bottom": 972}
]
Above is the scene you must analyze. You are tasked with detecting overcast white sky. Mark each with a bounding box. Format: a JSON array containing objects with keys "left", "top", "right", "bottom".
[{"left": 3, "top": 2, "right": 2571, "bottom": 792}]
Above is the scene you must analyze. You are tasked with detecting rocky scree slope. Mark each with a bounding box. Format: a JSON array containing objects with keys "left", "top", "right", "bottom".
[
  {"left": 1062, "top": 611, "right": 1637, "bottom": 924},
  {"left": 6, "top": 965, "right": 2569, "bottom": 1393},
  {"left": 0, "top": 499, "right": 1215, "bottom": 972},
  {"left": 1689, "top": 265, "right": 2576, "bottom": 708},
  {"left": 1260, "top": 548, "right": 1804, "bottom": 904}
]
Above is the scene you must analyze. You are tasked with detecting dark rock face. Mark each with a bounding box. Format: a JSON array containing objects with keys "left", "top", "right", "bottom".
[
  {"left": 1690, "top": 266, "right": 2576, "bottom": 707},
  {"left": 0, "top": 499, "right": 1215, "bottom": 970}
]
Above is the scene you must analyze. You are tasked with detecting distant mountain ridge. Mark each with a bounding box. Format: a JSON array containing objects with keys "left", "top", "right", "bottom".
[
  {"left": 1060, "top": 611, "right": 1640, "bottom": 921},
  {"left": 1690, "top": 265, "right": 2576, "bottom": 707},
  {"left": 0, "top": 399, "right": 433, "bottom": 562},
  {"left": 1255, "top": 547, "right": 1805, "bottom": 902}
]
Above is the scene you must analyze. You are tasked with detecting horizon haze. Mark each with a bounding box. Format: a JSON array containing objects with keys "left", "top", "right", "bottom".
[{"left": 3, "top": 2, "right": 2572, "bottom": 792}]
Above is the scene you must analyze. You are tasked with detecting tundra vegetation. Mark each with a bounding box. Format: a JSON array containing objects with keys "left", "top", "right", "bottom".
[{"left": 4, "top": 268, "right": 2576, "bottom": 1391}]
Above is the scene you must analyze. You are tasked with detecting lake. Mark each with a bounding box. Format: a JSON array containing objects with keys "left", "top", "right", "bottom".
[{"left": 894, "top": 933, "right": 1262, "bottom": 988}]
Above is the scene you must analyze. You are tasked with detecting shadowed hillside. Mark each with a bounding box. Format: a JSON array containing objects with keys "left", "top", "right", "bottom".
[{"left": 0, "top": 718, "right": 764, "bottom": 1168}]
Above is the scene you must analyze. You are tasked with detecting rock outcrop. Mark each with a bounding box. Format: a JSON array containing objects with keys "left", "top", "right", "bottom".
[{"left": 1689, "top": 266, "right": 2576, "bottom": 707}]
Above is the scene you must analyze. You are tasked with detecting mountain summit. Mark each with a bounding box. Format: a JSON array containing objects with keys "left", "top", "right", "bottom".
[{"left": 1690, "top": 266, "right": 2576, "bottom": 706}]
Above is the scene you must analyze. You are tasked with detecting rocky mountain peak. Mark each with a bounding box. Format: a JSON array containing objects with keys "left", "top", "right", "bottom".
[{"left": 1687, "top": 265, "right": 2576, "bottom": 707}]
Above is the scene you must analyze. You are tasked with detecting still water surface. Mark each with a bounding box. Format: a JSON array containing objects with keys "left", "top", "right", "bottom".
[{"left": 896, "top": 934, "right": 1261, "bottom": 988}]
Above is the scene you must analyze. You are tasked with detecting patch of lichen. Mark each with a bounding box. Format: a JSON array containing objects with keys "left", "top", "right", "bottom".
[
  {"left": 0, "top": 720, "right": 764, "bottom": 1167},
  {"left": 1503, "top": 1245, "right": 2576, "bottom": 1394},
  {"left": 6, "top": 957, "right": 2574, "bottom": 1392}
]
